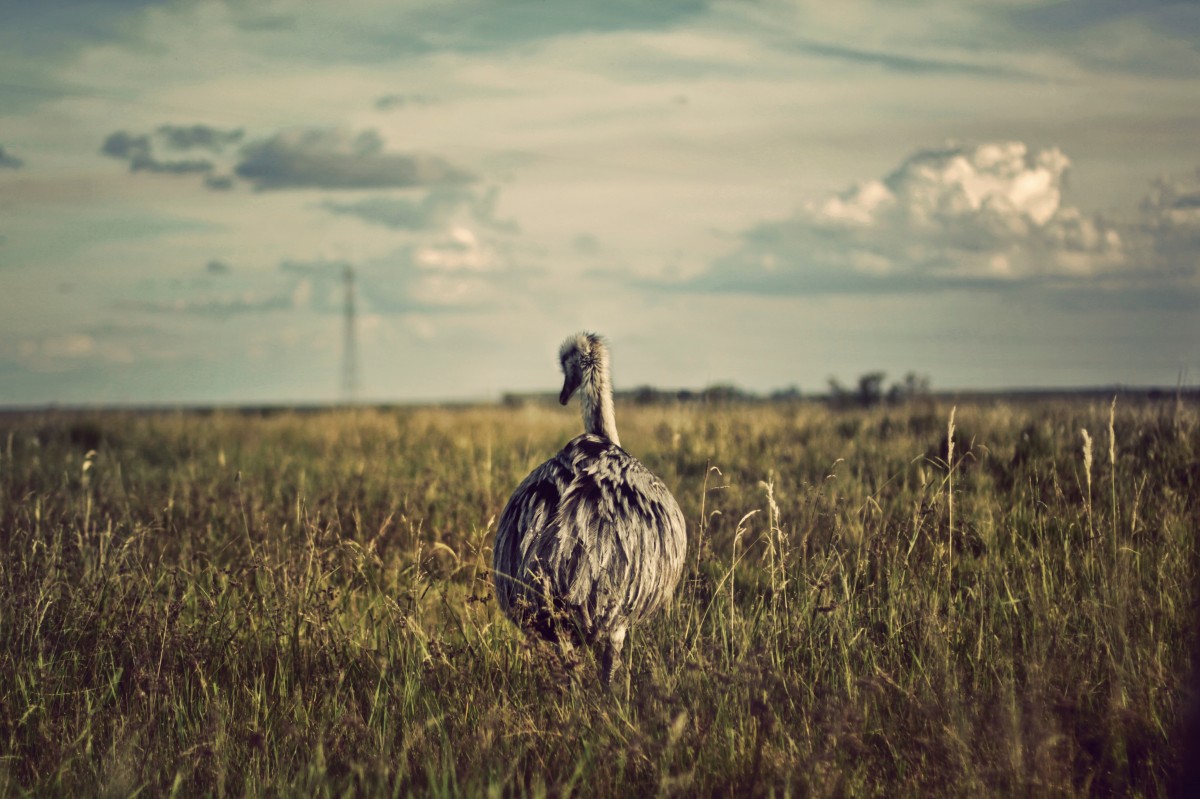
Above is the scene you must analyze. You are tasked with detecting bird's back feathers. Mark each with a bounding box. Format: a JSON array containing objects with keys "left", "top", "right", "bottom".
[{"left": 494, "top": 433, "right": 686, "bottom": 644}]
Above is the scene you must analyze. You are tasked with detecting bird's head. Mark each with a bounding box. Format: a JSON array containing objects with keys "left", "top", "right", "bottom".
[{"left": 558, "top": 331, "right": 605, "bottom": 405}]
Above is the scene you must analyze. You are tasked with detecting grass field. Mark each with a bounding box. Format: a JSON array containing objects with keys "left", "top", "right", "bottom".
[{"left": 0, "top": 397, "right": 1195, "bottom": 796}]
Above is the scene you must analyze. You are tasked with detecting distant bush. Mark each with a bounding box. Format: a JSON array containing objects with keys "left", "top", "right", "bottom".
[{"left": 828, "top": 371, "right": 932, "bottom": 408}]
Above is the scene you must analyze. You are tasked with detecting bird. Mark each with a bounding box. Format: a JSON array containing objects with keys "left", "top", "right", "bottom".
[{"left": 493, "top": 332, "right": 687, "bottom": 684}]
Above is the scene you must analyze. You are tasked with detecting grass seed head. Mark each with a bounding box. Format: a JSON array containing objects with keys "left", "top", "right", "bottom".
[
  {"left": 1108, "top": 396, "right": 1117, "bottom": 467},
  {"left": 1081, "top": 428, "right": 1093, "bottom": 482}
]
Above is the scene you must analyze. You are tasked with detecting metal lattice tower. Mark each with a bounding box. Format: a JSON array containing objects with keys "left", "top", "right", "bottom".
[{"left": 341, "top": 264, "right": 360, "bottom": 404}]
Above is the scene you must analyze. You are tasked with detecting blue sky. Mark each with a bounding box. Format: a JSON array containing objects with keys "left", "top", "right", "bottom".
[{"left": 1, "top": 0, "right": 1198, "bottom": 405}]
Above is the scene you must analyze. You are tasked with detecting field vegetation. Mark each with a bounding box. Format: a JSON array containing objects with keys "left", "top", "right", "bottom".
[{"left": 0, "top": 397, "right": 1195, "bottom": 796}]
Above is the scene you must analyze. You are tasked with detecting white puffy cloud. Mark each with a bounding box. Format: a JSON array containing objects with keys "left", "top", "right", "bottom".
[
  {"left": 808, "top": 141, "right": 1122, "bottom": 278},
  {"left": 268, "top": 222, "right": 520, "bottom": 315},
  {"left": 414, "top": 226, "right": 496, "bottom": 272},
  {"left": 365, "top": 224, "right": 522, "bottom": 310},
  {"left": 689, "top": 140, "right": 1147, "bottom": 295},
  {"left": 316, "top": 183, "right": 523, "bottom": 310}
]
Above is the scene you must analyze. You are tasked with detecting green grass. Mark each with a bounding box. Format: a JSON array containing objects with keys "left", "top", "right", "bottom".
[{"left": 0, "top": 399, "right": 1195, "bottom": 796}]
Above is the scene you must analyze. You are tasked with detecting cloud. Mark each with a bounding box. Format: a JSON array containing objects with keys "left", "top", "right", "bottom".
[
  {"left": 0, "top": 321, "right": 188, "bottom": 379},
  {"left": 6, "top": 331, "right": 134, "bottom": 373},
  {"left": 101, "top": 131, "right": 148, "bottom": 160},
  {"left": 323, "top": 190, "right": 466, "bottom": 231},
  {"left": 327, "top": 0, "right": 710, "bottom": 62},
  {"left": 313, "top": 183, "right": 525, "bottom": 313},
  {"left": 1138, "top": 169, "right": 1200, "bottom": 276},
  {"left": 280, "top": 258, "right": 351, "bottom": 277},
  {"left": 157, "top": 124, "right": 244, "bottom": 152},
  {"left": 0, "top": 145, "right": 23, "bottom": 169},
  {"left": 322, "top": 186, "right": 517, "bottom": 232},
  {"left": 361, "top": 255, "right": 507, "bottom": 313},
  {"left": 572, "top": 233, "right": 602, "bottom": 255},
  {"left": 1001, "top": 2, "right": 1200, "bottom": 78},
  {"left": 100, "top": 124, "right": 474, "bottom": 192},
  {"left": 234, "top": 128, "right": 474, "bottom": 191},
  {"left": 678, "top": 141, "right": 1148, "bottom": 297},
  {"left": 786, "top": 37, "right": 1038, "bottom": 80},
  {"left": 1141, "top": 170, "right": 1200, "bottom": 241},
  {"left": 120, "top": 264, "right": 307, "bottom": 319},
  {"left": 273, "top": 224, "right": 523, "bottom": 316},
  {"left": 385, "top": 221, "right": 532, "bottom": 310},
  {"left": 375, "top": 93, "right": 437, "bottom": 111},
  {"left": 231, "top": 11, "right": 297, "bottom": 32},
  {"left": 411, "top": 226, "right": 497, "bottom": 272},
  {"left": 122, "top": 292, "right": 294, "bottom": 318},
  {"left": 100, "top": 124, "right": 244, "bottom": 183},
  {"left": 119, "top": 258, "right": 351, "bottom": 321},
  {"left": 134, "top": 156, "right": 212, "bottom": 176}
]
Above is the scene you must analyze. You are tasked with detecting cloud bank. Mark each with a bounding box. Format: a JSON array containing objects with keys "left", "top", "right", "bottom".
[
  {"left": 157, "top": 124, "right": 244, "bottom": 152},
  {"left": 99, "top": 125, "right": 475, "bottom": 194},
  {"left": 681, "top": 141, "right": 1190, "bottom": 298},
  {"left": 1140, "top": 170, "right": 1200, "bottom": 265},
  {"left": 375, "top": 93, "right": 436, "bottom": 111},
  {"left": 122, "top": 292, "right": 294, "bottom": 318},
  {"left": 234, "top": 129, "right": 474, "bottom": 191},
  {"left": 322, "top": 186, "right": 515, "bottom": 232},
  {"left": 0, "top": 145, "right": 23, "bottom": 169},
  {"left": 100, "top": 124, "right": 244, "bottom": 177}
]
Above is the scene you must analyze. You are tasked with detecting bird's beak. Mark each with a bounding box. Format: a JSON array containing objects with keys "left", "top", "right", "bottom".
[{"left": 559, "top": 374, "right": 580, "bottom": 405}]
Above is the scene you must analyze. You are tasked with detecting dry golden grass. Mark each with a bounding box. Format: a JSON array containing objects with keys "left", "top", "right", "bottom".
[{"left": 0, "top": 397, "right": 1195, "bottom": 796}]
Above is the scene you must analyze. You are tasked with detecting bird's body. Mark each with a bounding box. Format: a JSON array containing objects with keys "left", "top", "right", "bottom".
[{"left": 493, "top": 333, "right": 687, "bottom": 682}]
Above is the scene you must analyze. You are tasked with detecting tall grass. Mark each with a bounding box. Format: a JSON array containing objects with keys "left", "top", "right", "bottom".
[{"left": 0, "top": 398, "right": 1195, "bottom": 796}]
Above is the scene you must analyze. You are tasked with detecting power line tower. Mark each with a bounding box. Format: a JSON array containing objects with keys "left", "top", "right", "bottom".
[{"left": 341, "top": 264, "right": 360, "bottom": 404}]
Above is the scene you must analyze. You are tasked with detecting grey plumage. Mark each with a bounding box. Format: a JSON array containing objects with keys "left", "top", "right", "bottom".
[{"left": 493, "top": 332, "right": 687, "bottom": 683}]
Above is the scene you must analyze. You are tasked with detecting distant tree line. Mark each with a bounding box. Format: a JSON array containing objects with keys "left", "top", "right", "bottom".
[
  {"left": 826, "top": 371, "right": 932, "bottom": 409},
  {"left": 501, "top": 371, "right": 931, "bottom": 408}
]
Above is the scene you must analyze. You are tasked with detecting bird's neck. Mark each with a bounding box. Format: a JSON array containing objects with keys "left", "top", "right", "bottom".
[{"left": 581, "top": 364, "right": 620, "bottom": 447}]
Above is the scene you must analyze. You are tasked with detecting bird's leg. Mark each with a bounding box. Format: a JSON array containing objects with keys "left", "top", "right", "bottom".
[{"left": 601, "top": 627, "right": 627, "bottom": 687}]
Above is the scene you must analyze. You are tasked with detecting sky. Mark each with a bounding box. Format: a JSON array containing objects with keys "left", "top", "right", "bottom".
[{"left": 1, "top": 0, "right": 1198, "bottom": 406}]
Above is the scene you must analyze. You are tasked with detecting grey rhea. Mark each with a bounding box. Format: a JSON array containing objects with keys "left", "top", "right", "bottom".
[{"left": 493, "top": 332, "right": 688, "bottom": 684}]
